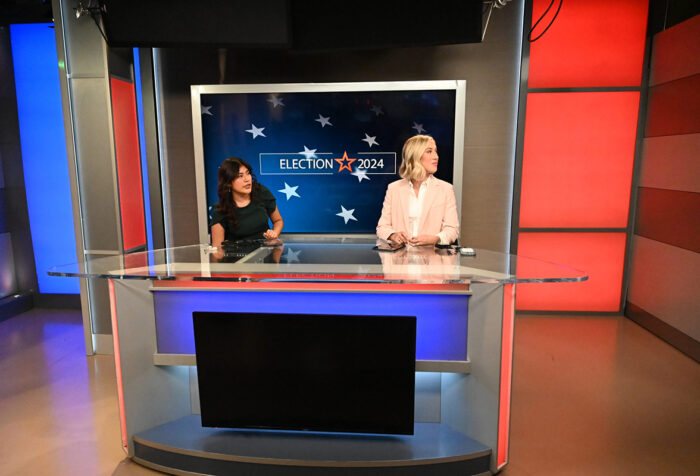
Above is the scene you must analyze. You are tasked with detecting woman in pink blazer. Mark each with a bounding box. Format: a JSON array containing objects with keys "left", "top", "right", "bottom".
[{"left": 376, "top": 135, "right": 459, "bottom": 246}]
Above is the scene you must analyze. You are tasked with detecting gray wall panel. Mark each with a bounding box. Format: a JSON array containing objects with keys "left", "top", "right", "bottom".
[
  {"left": 156, "top": 4, "right": 523, "bottom": 250},
  {"left": 639, "top": 134, "right": 700, "bottom": 192},
  {"left": 627, "top": 236, "right": 700, "bottom": 341},
  {"left": 60, "top": 0, "right": 107, "bottom": 77},
  {"left": 70, "top": 77, "right": 121, "bottom": 250},
  {"left": 462, "top": 145, "right": 516, "bottom": 249}
]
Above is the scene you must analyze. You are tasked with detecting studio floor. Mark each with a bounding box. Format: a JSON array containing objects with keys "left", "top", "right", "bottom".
[{"left": 0, "top": 309, "right": 698, "bottom": 476}]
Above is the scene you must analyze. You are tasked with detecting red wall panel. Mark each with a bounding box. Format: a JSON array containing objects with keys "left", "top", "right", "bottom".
[
  {"left": 110, "top": 78, "right": 146, "bottom": 251},
  {"left": 645, "top": 74, "right": 700, "bottom": 137},
  {"left": 529, "top": 0, "right": 648, "bottom": 88},
  {"left": 635, "top": 187, "right": 700, "bottom": 253},
  {"left": 516, "top": 233, "right": 627, "bottom": 312},
  {"left": 520, "top": 92, "right": 639, "bottom": 228},
  {"left": 649, "top": 14, "right": 700, "bottom": 86}
]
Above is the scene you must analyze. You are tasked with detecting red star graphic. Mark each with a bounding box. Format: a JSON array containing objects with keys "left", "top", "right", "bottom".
[{"left": 334, "top": 151, "right": 357, "bottom": 173}]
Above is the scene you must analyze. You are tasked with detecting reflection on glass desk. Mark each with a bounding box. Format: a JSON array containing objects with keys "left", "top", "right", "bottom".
[{"left": 48, "top": 236, "right": 587, "bottom": 285}]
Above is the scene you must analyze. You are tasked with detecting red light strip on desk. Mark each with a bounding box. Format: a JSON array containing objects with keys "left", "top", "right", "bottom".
[
  {"left": 108, "top": 279, "right": 128, "bottom": 454},
  {"left": 497, "top": 283, "right": 515, "bottom": 469},
  {"left": 153, "top": 280, "right": 468, "bottom": 293}
]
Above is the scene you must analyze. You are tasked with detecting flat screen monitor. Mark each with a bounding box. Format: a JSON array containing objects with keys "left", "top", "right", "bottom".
[
  {"left": 192, "top": 312, "right": 417, "bottom": 435},
  {"left": 191, "top": 80, "right": 466, "bottom": 240}
]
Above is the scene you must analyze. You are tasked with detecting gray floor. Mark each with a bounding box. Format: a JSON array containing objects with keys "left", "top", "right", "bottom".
[{"left": 0, "top": 309, "right": 698, "bottom": 475}]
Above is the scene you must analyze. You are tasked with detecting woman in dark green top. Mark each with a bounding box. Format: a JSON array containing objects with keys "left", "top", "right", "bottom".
[{"left": 210, "top": 157, "right": 284, "bottom": 248}]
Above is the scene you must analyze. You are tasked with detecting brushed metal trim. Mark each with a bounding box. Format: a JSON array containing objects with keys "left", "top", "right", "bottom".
[
  {"left": 83, "top": 249, "right": 122, "bottom": 255},
  {"left": 132, "top": 458, "right": 203, "bottom": 476},
  {"left": 133, "top": 436, "right": 491, "bottom": 467},
  {"left": 415, "top": 360, "right": 471, "bottom": 373},
  {"left": 153, "top": 353, "right": 195, "bottom": 366},
  {"left": 149, "top": 286, "right": 472, "bottom": 295},
  {"left": 621, "top": 16, "right": 656, "bottom": 312},
  {"left": 92, "top": 333, "right": 114, "bottom": 354},
  {"left": 191, "top": 87, "right": 208, "bottom": 244},
  {"left": 154, "top": 353, "right": 470, "bottom": 374},
  {"left": 152, "top": 49, "right": 172, "bottom": 249},
  {"left": 509, "top": 0, "right": 531, "bottom": 256},
  {"left": 194, "top": 81, "right": 463, "bottom": 95},
  {"left": 52, "top": 0, "right": 95, "bottom": 354},
  {"left": 453, "top": 80, "right": 466, "bottom": 221}
]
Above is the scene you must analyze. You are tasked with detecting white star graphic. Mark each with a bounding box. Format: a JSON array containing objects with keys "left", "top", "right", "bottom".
[
  {"left": 201, "top": 105, "right": 213, "bottom": 116},
  {"left": 267, "top": 95, "right": 284, "bottom": 108},
  {"left": 278, "top": 182, "right": 300, "bottom": 200},
  {"left": 315, "top": 114, "right": 332, "bottom": 128},
  {"left": 245, "top": 124, "right": 266, "bottom": 139},
  {"left": 362, "top": 133, "right": 379, "bottom": 148},
  {"left": 298, "top": 146, "right": 317, "bottom": 160},
  {"left": 412, "top": 122, "right": 426, "bottom": 134},
  {"left": 370, "top": 105, "right": 384, "bottom": 116},
  {"left": 336, "top": 205, "right": 358, "bottom": 224},
  {"left": 351, "top": 168, "right": 370, "bottom": 182},
  {"left": 283, "top": 248, "right": 301, "bottom": 263}
]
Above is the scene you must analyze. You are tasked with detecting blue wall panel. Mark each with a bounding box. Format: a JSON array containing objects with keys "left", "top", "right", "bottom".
[{"left": 10, "top": 23, "right": 79, "bottom": 294}]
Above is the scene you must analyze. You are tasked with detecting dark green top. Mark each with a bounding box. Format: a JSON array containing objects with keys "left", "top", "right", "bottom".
[{"left": 210, "top": 185, "right": 277, "bottom": 241}]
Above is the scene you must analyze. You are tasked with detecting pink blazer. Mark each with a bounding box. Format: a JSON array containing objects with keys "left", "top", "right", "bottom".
[{"left": 376, "top": 177, "right": 459, "bottom": 244}]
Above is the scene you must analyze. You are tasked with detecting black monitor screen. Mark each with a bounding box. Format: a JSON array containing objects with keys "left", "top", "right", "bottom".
[{"left": 193, "top": 312, "right": 416, "bottom": 435}]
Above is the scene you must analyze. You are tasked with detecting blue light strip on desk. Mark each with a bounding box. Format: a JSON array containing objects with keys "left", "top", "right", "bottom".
[
  {"left": 10, "top": 23, "right": 79, "bottom": 294},
  {"left": 154, "top": 291, "right": 469, "bottom": 361}
]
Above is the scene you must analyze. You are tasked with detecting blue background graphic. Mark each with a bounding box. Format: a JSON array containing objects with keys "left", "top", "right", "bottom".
[{"left": 200, "top": 89, "right": 457, "bottom": 233}]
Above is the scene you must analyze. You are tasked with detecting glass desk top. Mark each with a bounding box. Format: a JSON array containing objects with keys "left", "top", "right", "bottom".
[{"left": 48, "top": 236, "right": 588, "bottom": 285}]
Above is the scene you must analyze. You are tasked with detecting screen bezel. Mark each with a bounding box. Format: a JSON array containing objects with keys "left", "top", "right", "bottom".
[{"left": 192, "top": 311, "right": 417, "bottom": 435}]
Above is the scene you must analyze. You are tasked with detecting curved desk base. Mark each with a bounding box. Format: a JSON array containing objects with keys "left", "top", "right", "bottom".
[{"left": 132, "top": 416, "right": 491, "bottom": 476}]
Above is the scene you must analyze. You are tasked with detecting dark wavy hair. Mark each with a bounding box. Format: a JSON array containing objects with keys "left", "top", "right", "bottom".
[{"left": 216, "top": 157, "right": 260, "bottom": 228}]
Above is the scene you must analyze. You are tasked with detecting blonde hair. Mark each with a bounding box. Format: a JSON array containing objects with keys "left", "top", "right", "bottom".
[{"left": 398, "top": 134, "right": 435, "bottom": 181}]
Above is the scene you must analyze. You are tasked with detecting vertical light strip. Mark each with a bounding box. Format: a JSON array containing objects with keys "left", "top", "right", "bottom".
[
  {"left": 110, "top": 77, "right": 146, "bottom": 251},
  {"left": 497, "top": 283, "right": 515, "bottom": 469},
  {"left": 152, "top": 49, "right": 172, "bottom": 249},
  {"left": 108, "top": 279, "right": 128, "bottom": 453},
  {"left": 10, "top": 23, "right": 79, "bottom": 294},
  {"left": 132, "top": 48, "right": 153, "bottom": 251}
]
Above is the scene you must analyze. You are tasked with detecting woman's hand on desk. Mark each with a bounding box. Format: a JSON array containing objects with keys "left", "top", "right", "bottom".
[
  {"left": 409, "top": 234, "right": 439, "bottom": 246},
  {"left": 263, "top": 229, "right": 279, "bottom": 240},
  {"left": 210, "top": 247, "right": 225, "bottom": 261},
  {"left": 389, "top": 231, "right": 409, "bottom": 244}
]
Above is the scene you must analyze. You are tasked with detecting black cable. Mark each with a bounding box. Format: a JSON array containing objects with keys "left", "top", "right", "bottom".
[
  {"left": 528, "top": 0, "right": 563, "bottom": 42},
  {"left": 90, "top": 13, "right": 108, "bottom": 44}
]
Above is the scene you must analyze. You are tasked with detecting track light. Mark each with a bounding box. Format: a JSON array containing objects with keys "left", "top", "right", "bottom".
[
  {"left": 75, "top": 3, "right": 86, "bottom": 19},
  {"left": 482, "top": 0, "right": 513, "bottom": 41},
  {"left": 73, "top": 1, "right": 108, "bottom": 43},
  {"left": 74, "top": 1, "right": 105, "bottom": 20}
]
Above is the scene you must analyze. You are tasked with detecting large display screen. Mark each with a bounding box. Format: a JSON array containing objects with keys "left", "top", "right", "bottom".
[
  {"left": 191, "top": 81, "right": 465, "bottom": 240},
  {"left": 192, "top": 312, "right": 417, "bottom": 435}
]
